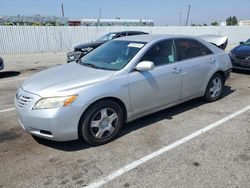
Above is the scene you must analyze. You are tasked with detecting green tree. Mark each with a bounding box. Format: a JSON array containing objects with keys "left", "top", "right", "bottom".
[
  {"left": 232, "top": 16, "right": 238, "bottom": 25},
  {"left": 226, "top": 16, "right": 238, "bottom": 26},
  {"left": 211, "top": 21, "right": 219, "bottom": 26}
]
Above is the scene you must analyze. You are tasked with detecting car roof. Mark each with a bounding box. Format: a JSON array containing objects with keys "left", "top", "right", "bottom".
[{"left": 115, "top": 34, "right": 198, "bottom": 43}]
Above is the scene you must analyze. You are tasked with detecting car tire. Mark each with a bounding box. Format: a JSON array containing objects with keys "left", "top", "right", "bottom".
[
  {"left": 203, "top": 73, "right": 224, "bottom": 102},
  {"left": 79, "top": 100, "right": 124, "bottom": 146}
]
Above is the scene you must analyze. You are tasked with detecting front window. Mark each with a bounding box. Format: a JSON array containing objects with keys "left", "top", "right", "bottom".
[
  {"left": 140, "top": 40, "right": 176, "bottom": 67},
  {"left": 95, "top": 33, "right": 117, "bottom": 42},
  {"left": 79, "top": 41, "right": 146, "bottom": 70},
  {"left": 244, "top": 39, "right": 250, "bottom": 45}
]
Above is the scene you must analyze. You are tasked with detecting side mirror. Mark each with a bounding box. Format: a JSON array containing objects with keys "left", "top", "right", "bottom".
[
  {"left": 135, "top": 61, "right": 154, "bottom": 71},
  {"left": 239, "top": 41, "right": 244, "bottom": 45}
]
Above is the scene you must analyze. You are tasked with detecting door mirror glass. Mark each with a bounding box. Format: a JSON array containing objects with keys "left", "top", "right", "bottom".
[
  {"left": 135, "top": 61, "right": 154, "bottom": 71},
  {"left": 239, "top": 41, "right": 244, "bottom": 45}
]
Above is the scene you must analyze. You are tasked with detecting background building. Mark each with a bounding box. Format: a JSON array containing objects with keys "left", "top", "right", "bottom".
[
  {"left": 238, "top": 20, "right": 250, "bottom": 26},
  {"left": 81, "top": 18, "right": 154, "bottom": 26},
  {"left": 0, "top": 15, "right": 68, "bottom": 26},
  {"left": 220, "top": 21, "right": 227, "bottom": 26}
]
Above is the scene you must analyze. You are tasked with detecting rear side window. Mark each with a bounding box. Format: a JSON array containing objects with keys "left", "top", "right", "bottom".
[{"left": 175, "top": 39, "right": 212, "bottom": 61}]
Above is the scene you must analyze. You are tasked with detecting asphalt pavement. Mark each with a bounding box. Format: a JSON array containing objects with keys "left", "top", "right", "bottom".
[{"left": 0, "top": 52, "right": 249, "bottom": 188}]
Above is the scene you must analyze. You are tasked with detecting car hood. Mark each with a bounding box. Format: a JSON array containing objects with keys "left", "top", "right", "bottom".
[
  {"left": 22, "top": 62, "right": 114, "bottom": 97},
  {"left": 232, "top": 45, "right": 250, "bottom": 55},
  {"left": 74, "top": 42, "right": 104, "bottom": 50}
]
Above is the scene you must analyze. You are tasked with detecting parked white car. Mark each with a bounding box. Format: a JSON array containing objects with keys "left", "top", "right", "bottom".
[{"left": 199, "top": 35, "right": 228, "bottom": 50}]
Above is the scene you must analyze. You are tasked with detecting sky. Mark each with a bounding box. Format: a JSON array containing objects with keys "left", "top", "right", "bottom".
[{"left": 0, "top": 0, "right": 249, "bottom": 26}]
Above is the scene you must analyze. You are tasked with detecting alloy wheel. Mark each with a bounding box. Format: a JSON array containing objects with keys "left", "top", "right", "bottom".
[
  {"left": 90, "top": 108, "right": 118, "bottom": 139},
  {"left": 209, "top": 77, "right": 222, "bottom": 98}
]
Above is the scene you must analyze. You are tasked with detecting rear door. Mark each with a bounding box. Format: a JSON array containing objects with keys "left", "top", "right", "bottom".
[{"left": 174, "top": 38, "right": 215, "bottom": 99}]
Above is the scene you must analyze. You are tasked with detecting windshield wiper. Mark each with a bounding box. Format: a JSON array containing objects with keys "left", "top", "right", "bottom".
[{"left": 82, "top": 63, "right": 100, "bottom": 69}]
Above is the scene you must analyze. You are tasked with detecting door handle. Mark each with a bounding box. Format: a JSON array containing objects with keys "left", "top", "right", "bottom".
[
  {"left": 172, "top": 67, "right": 181, "bottom": 74},
  {"left": 209, "top": 58, "right": 216, "bottom": 64}
]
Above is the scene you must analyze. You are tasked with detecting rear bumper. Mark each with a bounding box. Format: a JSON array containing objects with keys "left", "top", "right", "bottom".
[{"left": 224, "top": 69, "right": 231, "bottom": 80}]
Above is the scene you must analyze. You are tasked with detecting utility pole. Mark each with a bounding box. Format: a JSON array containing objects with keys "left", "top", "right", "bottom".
[
  {"left": 179, "top": 10, "right": 182, "bottom": 26},
  {"left": 61, "top": 3, "right": 64, "bottom": 17},
  {"left": 185, "top": 4, "right": 191, "bottom": 26},
  {"left": 99, "top": 8, "right": 102, "bottom": 19}
]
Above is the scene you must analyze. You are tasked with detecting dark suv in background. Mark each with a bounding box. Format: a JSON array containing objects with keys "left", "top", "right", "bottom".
[
  {"left": 67, "top": 31, "right": 148, "bottom": 62},
  {"left": 0, "top": 57, "right": 4, "bottom": 71},
  {"left": 229, "top": 38, "right": 250, "bottom": 70}
]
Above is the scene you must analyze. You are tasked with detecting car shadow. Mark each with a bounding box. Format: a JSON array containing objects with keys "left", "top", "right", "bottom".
[
  {"left": 0, "top": 71, "right": 21, "bottom": 78},
  {"left": 120, "top": 85, "right": 235, "bottom": 138},
  {"left": 232, "top": 69, "right": 250, "bottom": 75},
  {"left": 34, "top": 85, "right": 235, "bottom": 152},
  {"left": 32, "top": 136, "right": 90, "bottom": 151}
]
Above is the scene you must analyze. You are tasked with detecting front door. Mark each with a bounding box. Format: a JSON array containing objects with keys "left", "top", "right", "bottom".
[{"left": 128, "top": 39, "right": 182, "bottom": 116}]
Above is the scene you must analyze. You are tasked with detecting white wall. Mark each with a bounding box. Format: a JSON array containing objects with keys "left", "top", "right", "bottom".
[{"left": 0, "top": 26, "right": 250, "bottom": 54}]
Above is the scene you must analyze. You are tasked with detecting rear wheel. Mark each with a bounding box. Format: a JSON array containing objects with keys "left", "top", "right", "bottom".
[
  {"left": 79, "top": 100, "right": 124, "bottom": 146},
  {"left": 203, "top": 73, "right": 224, "bottom": 102}
]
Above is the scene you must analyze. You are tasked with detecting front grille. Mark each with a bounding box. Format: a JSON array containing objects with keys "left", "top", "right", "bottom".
[
  {"left": 17, "top": 95, "right": 33, "bottom": 108},
  {"left": 235, "top": 55, "right": 246, "bottom": 60}
]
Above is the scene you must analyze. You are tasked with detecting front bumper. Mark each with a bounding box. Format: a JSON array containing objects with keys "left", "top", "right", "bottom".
[
  {"left": 230, "top": 56, "right": 250, "bottom": 70},
  {"left": 15, "top": 87, "right": 81, "bottom": 141},
  {"left": 0, "top": 62, "right": 4, "bottom": 70}
]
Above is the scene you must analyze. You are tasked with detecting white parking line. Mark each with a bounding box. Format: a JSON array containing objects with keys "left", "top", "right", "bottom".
[
  {"left": 0, "top": 108, "right": 16, "bottom": 113},
  {"left": 0, "top": 77, "right": 27, "bottom": 84},
  {"left": 85, "top": 105, "right": 250, "bottom": 188}
]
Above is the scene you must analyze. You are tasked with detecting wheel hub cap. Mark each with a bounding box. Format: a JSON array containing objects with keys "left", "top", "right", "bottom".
[
  {"left": 90, "top": 108, "right": 118, "bottom": 139},
  {"left": 209, "top": 77, "right": 222, "bottom": 98}
]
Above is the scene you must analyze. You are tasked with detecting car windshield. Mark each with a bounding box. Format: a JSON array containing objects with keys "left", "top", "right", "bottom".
[
  {"left": 95, "top": 33, "right": 117, "bottom": 42},
  {"left": 79, "top": 40, "right": 146, "bottom": 70},
  {"left": 244, "top": 39, "right": 250, "bottom": 45}
]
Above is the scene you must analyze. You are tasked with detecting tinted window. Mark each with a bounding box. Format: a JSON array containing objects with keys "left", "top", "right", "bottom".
[
  {"left": 244, "top": 39, "right": 250, "bottom": 45},
  {"left": 127, "top": 32, "right": 144, "bottom": 36},
  {"left": 115, "top": 33, "right": 126, "bottom": 38},
  {"left": 175, "top": 39, "right": 212, "bottom": 61},
  {"left": 140, "top": 40, "right": 176, "bottom": 67},
  {"left": 95, "top": 33, "right": 117, "bottom": 42}
]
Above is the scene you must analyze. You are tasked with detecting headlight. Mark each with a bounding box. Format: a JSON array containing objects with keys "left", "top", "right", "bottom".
[
  {"left": 33, "top": 95, "right": 78, "bottom": 109},
  {"left": 228, "top": 51, "right": 234, "bottom": 57},
  {"left": 67, "top": 51, "right": 82, "bottom": 62}
]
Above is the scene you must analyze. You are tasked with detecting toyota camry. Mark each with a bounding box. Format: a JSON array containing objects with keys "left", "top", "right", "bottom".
[{"left": 16, "top": 35, "right": 232, "bottom": 146}]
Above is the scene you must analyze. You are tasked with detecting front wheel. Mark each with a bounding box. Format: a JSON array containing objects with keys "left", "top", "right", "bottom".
[
  {"left": 203, "top": 73, "right": 224, "bottom": 102},
  {"left": 79, "top": 100, "right": 124, "bottom": 146}
]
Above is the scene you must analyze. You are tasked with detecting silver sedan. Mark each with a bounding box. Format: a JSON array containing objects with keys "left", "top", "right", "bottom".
[{"left": 15, "top": 35, "right": 232, "bottom": 145}]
